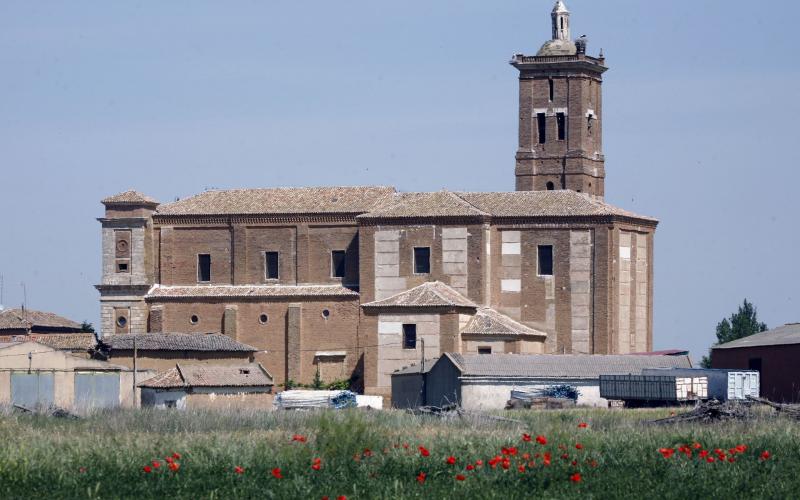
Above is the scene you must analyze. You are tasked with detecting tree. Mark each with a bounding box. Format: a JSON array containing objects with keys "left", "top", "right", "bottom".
[
  {"left": 80, "top": 321, "right": 95, "bottom": 333},
  {"left": 700, "top": 299, "right": 768, "bottom": 368}
]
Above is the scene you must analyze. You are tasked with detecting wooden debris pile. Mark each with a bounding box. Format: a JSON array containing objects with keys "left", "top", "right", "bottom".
[
  {"left": 746, "top": 395, "right": 800, "bottom": 420},
  {"left": 648, "top": 399, "right": 751, "bottom": 425}
]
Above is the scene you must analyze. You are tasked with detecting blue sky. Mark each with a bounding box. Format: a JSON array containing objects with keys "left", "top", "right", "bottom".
[{"left": 1, "top": 1, "right": 797, "bottom": 360}]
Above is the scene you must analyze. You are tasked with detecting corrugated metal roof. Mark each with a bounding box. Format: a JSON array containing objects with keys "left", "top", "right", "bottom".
[
  {"left": 361, "top": 281, "right": 477, "bottom": 308},
  {"left": 146, "top": 284, "right": 358, "bottom": 299},
  {"left": 713, "top": 323, "right": 800, "bottom": 349},
  {"left": 392, "top": 359, "right": 439, "bottom": 375},
  {"left": 105, "top": 333, "right": 256, "bottom": 352},
  {"left": 139, "top": 363, "right": 273, "bottom": 388},
  {"left": 444, "top": 353, "right": 692, "bottom": 379}
]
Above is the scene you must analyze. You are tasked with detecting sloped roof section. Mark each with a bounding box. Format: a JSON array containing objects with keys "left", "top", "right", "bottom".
[
  {"left": 458, "top": 191, "right": 657, "bottom": 221},
  {"left": 155, "top": 186, "right": 396, "bottom": 216},
  {"left": 461, "top": 308, "right": 547, "bottom": 338},
  {"left": 102, "top": 190, "right": 159, "bottom": 206},
  {"left": 0, "top": 309, "right": 82, "bottom": 331},
  {"left": 713, "top": 323, "right": 800, "bottom": 350},
  {"left": 146, "top": 284, "right": 358, "bottom": 300},
  {"left": 139, "top": 363, "right": 273, "bottom": 388},
  {"left": 362, "top": 281, "right": 477, "bottom": 309},
  {"left": 357, "top": 191, "right": 489, "bottom": 220},
  {"left": 104, "top": 333, "right": 257, "bottom": 352},
  {"left": 445, "top": 353, "right": 692, "bottom": 379},
  {"left": 30, "top": 333, "right": 96, "bottom": 351}
]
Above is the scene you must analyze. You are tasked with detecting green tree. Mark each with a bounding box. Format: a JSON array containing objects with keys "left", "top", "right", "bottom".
[
  {"left": 700, "top": 299, "right": 768, "bottom": 368},
  {"left": 79, "top": 321, "right": 95, "bottom": 333}
]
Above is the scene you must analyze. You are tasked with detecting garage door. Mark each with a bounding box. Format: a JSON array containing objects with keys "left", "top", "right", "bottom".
[
  {"left": 75, "top": 372, "right": 120, "bottom": 409},
  {"left": 11, "top": 372, "right": 55, "bottom": 409}
]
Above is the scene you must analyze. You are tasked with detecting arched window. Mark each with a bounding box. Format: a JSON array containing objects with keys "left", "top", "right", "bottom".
[{"left": 546, "top": 182, "right": 555, "bottom": 191}]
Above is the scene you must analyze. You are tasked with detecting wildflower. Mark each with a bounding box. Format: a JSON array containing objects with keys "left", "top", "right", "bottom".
[
  {"left": 337, "top": 496, "right": 347, "bottom": 500},
  {"left": 455, "top": 474, "right": 466, "bottom": 481},
  {"left": 728, "top": 448, "right": 737, "bottom": 456},
  {"left": 692, "top": 442, "right": 702, "bottom": 449},
  {"left": 699, "top": 450, "right": 710, "bottom": 458},
  {"left": 152, "top": 460, "right": 161, "bottom": 469},
  {"left": 543, "top": 452, "right": 552, "bottom": 466},
  {"left": 168, "top": 462, "right": 180, "bottom": 472},
  {"left": 363, "top": 448, "right": 373, "bottom": 457},
  {"left": 143, "top": 465, "right": 152, "bottom": 473},
  {"left": 658, "top": 448, "right": 675, "bottom": 459},
  {"left": 271, "top": 467, "right": 284, "bottom": 479},
  {"left": 728, "top": 457, "right": 736, "bottom": 463},
  {"left": 501, "top": 458, "right": 511, "bottom": 470},
  {"left": 522, "top": 453, "right": 531, "bottom": 460},
  {"left": 403, "top": 443, "right": 409, "bottom": 449},
  {"left": 735, "top": 444, "right": 747, "bottom": 453},
  {"left": 165, "top": 456, "right": 174, "bottom": 464},
  {"left": 78, "top": 467, "right": 87, "bottom": 473},
  {"left": 466, "top": 464, "right": 475, "bottom": 471},
  {"left": 536, "top": 435, "right": 547, "bottom": 445},
  {"left": 571, "top": 460, "right": 578, "bottom": 466},
  {"left": 760, "top": 451, "right": 771, "bottom": 461},
  {"left": 589, "top": 460, "right": 598, "bottom": 468},
  {"left": 234, "top": 466, "right": 245, "bottom": 474},
  {"left": 575, "top": 443, "right": 583, "bottom": 450},
  {"left": 312, "top": 457, "right": 322, "bottom": 471},
  {"left": 416, "top": 471, "right": 427, "bottom": 484},
  {"left": 518, "top": 465, "right": 525, "bottom": 473},
  {"left": 292, "top": 434, "right": 307, "bottom": 443},
  {"left": 578, "top": 422, "right": 588, "bottom": 429},
  {"left": 446, "top": 456, "right": 457, "bottom": 465},
  {"left": 419, "top": 446, "right": 430, "bottom": 457},
  {"left": 561, "top": 453, "right": 569, "bottom": 460},
  {"left": 475, "top": 459, "right": 483, "bottom": 466},
  {"left": 172, "top": 452, "right": 181, "bottom": 460},
  {"left": 570, "top": 473, "right": 582, "bottom": 483},
  {"left": 706, "top": 457, "right": 715, "bottom": 463},
  {"left": 522, "top": 433, "right": 532, "bottom": 442}
]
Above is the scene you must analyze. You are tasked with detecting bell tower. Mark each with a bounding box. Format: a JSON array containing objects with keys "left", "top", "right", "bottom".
[{"left": 510, "top": 1, "right": 607, "bottom": 197}]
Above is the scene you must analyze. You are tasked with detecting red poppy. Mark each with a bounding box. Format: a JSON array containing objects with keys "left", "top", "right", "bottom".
[
  {"left": 543, "top": 452, "right": 552, "bottom": 466},
  {"left": 571, "top": 460, "right": 578, "bottom": 466},
  {"left": 536, "top": 435, "right": 547, "bottom": 445},
  {"left": 337, "top": 496, "right": 347, "bottom": 500},
  {"left": 172, "top": 452, "right": 181, "bottom": 460},
  {"left": 416, "top": 471, "right": 427, "bottom": 484},
  {"left": 292, "top": 434, "right": 307, "bottom": 443},
  {"left": 403, "top": 443, "right": 410, "bottom": 449},
  {"left": 475, "top": 459, "right": 483, "bottom": 466},
  {"left": 234, "top": 466, "right": 245, "bottom": 474},
  {"left": 590, "top": 460, "right": 598, "bottom": 467},
  {"left": 658, "top": 448, "right": 675, "bottom": 459},
  {"left": 168, "top": 462, "right": 180, "bottom": 472},
  {"left": 501, "top": 458, "right": 511, "bottom": 470},
  {"left": 760, "top": 451, "right": 771, "bottom": 460},
  {"left": 165, "top": 457, "right": 174, "bottom": 464},
  {"left": 446, "top": 456, "right": 457, "bottom": 465},
  {"left": 522, "top": 433, "right": 532, "bottom": 442},
  {"left": 272, "top": 467, "right": 283, "bottom": 479},
  {"left": 575, "top": 443, "right": 583, "bottom": 450},
  {"left": 522, "top": 453, "right": 531, "bottom": 460},
  {"left": 699, "top": 450, "right": 710, "bottom": 458},
  {"left": 143, "top": 465, "right": 152, "bottom": 473},
  {"left": 363, "top": 448, "right": 373, "bottom": 457},
  {"left": 570, "top": 473, "right": 582, "bottom": 483},
  {"left": 466, "top": 464, "right": 475, "bottom": 471},
  {"left": 322, "top": 497, "right": 329, "bottom": 500},
  {"left": 455, "top": 474, "right": 466, "bottom": 481},
  {"left": 419, "top": 446, "right": 430, "bottom": 457},
  {"left": 692, "top": 442, "right": 702, "bottom": 449},
  {"left": 706, "top": 457, "right": 715, "bottom": 463},
  {"left": 735, "top": 444, "right": 747, "bottom": 453},
  {"left": 152, "top": 460, "right": 161, "bottom": 469},
  {"left": 517, "top": 465, "right": 525, "bottom": 473},
  {"left": 78, "top": 467, "right": 87, "bottom": 473},
  {"left": 728, "top": 457, "right": 736, "bottom": 463},
  {"left": 312, "top": 464, "right": 321, "bottom": 471},
  {"left": 578, "top": 422, "right": 588, "bottom": 429},
  {"left": 561, "top": 453, "right": 569, "bottom": 460}
]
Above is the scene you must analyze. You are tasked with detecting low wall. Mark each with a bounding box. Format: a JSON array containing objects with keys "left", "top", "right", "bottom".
[{"left": 461, "top": 379, "right": 606, "bottom": 410}]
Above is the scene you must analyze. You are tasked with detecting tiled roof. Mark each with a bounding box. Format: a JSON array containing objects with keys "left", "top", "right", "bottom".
[
  {"left": 146, "top": 284, "right": 359, "bottom": 300},
  {"left": 139, "top": 363, "right": 274, "bottom": 389},
  {"left": 357, "top": 191, "right": 489, "bottom": 220},
  {"left": 357, "top": 190, "right": 656, "bottom": 222},
  {"left": 0, "top": 308, "right": 82, "bottom": 331},
  {"left": 102, "top": 190, "right": 159, "bottom": 206},
  {"left": 444, "top": 353, "right": 692, "bottom": 379},
  {"left": 458, "top": 191, "right": 657, "bottom": 221},
  {"left": 30, "top": 333, "right": 96, "bottom": 351},
  {"left": 155, "top": 186, "right": 396, "bottom": 216},
  {"left": 461, "top": 308, "right": 547, "bottom": 338},
  {"left": 713, "top": 323, "right": 800, "bottom": 350},
  {"left": 104, "top": 333, "right": 257, "bottom": 352},
  {"left": 361, "top": 281, "right": 477, "bottom": 309}
]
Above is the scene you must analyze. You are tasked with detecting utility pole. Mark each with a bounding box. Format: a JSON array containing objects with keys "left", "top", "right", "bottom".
[
  {"left": 132, "top": 336, "right": 138, "bottom": 408},
  {"left": 419, "top": 338, "right": 426, "bottom": 406}
]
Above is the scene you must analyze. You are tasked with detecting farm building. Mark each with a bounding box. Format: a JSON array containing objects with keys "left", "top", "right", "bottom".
[
  {"left": 392, "top": 353, "right": 692, "bottom": 409},
  {"left": 138, "top": 363, "right": 274, "bottom": 410},
  {"left": 711, "top": 323, "right": 800, "bottom": 402},
  {"left": 94, "top": 332, "right": 257, "bottom": 370},
  {"left": 0, "top": 308, "right": 96, "bottom": 356},
  {"left": 0, "top": 340, "right": 151, "bottom": 410}
]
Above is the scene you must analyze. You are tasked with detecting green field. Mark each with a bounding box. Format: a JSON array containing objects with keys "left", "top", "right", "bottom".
[{"left": 0, "top": 406, "right": 796, "bottom": 499}]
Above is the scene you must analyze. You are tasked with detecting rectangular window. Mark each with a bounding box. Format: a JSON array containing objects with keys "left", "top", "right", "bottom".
[
  {"left": 265, "top": 252, "right": 279, "bottom": 280},
  {"left": 538, "top": 245, "right": 554, "bottom": 276},
  {"left": 116, "top": 260, "right": 129, "bottom": 273},
  {"left": 331, "top": 250, "right": 346, "bottom": 278},
  {"left": 414, "top": 247, "right": 431, "bottom": 274},
  {"left": 537, "top": 113, "right": 547, "bottom": 144},
  {"left": 556, "top": 112, "right": 566, "bottom": 140},
  {"left": 402, "top": 324, "right": 417, "bottom": 349},
  {"left": 478, "top": 347, "right": 492, "bottom": 355},
  {"left": 548, "top": 79, "right": 554, "bottom": 101},
  {"left": 197, "top": 254, "right": 211, "bottom": 282}
]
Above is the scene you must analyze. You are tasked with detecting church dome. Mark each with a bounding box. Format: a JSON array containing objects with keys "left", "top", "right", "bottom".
[{"left": 536, "top": 39, "right": 577, "bottom": 56}]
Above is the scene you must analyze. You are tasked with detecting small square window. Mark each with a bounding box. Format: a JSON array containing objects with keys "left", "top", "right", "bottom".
[
  {"left": 331, "top": 250, "right": 346, "bottom": 278},
  {"left": 478, "top": 347, "right": 492, "bottom": 355},
  {"left": 402, "top": 324, "right": 417, "bottom": 349},
  {"left": 197, "top": 254, "right": 211, "bottom": 282},
  {"left": 414, "top": 247, "right": 431, "bottom": 274},
  {"left": 538, "top": 245, "right": 553, "bottom": 276},
  {"left": 116, "top": 261, "right": 129, "bottom": 273},
  {"left": 265, "top": 252, "right": 279, "bottom": 280}
]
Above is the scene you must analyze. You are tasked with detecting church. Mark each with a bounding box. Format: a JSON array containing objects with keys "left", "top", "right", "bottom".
[{"left": 96, "top": 2, "right": 657, "bottom": 399}]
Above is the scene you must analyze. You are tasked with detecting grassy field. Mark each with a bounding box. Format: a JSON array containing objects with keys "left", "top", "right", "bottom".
[{"left": 0, "top": 406, "right": 797, "bottom": 499}]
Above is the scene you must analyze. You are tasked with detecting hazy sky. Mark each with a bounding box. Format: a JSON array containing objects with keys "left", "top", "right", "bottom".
[{"left": 1, "top": 1, "right": 797, "bottom": 360}]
